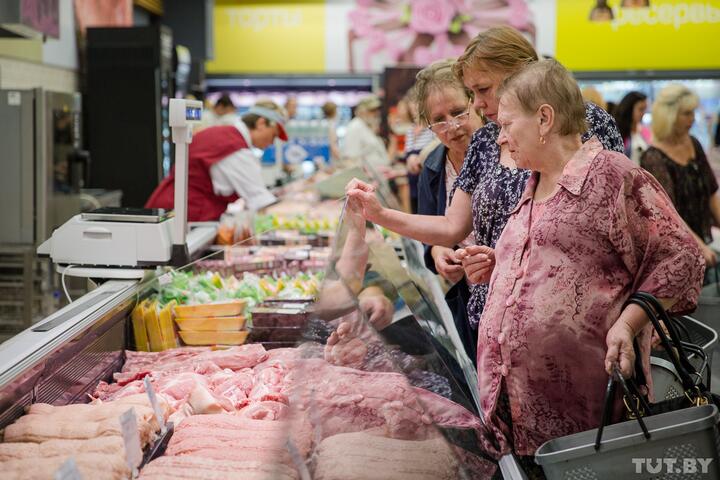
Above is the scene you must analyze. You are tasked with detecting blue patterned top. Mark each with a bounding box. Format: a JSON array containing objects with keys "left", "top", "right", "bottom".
[{"left": 452, "top": 102, "right": 624, "bottom": 328}]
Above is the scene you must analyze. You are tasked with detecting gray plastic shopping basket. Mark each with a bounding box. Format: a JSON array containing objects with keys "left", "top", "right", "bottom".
[{"left": 535, "top": 405, "right": 720, "bottom": 479}]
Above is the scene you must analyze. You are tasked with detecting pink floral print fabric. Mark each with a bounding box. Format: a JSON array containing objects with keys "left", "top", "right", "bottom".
[{"left": 477, "top": 137, "right": 704, "bottom": 456}]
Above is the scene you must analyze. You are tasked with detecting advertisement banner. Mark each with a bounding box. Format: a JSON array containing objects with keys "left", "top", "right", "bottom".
[
  {"left": 556, "top": 0, "right": 720, "bottom": 71},
  {"left": 207, "top": 0, "right": 326, "bottom": 73}
]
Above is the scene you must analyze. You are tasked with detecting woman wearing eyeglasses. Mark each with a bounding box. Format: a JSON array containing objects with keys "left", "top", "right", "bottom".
[
  {"left": 413, "top": 59, "right": 484, "bottom": 362},
  {"left": 347, "top": 26, "right": 624, "bottom": 332}
]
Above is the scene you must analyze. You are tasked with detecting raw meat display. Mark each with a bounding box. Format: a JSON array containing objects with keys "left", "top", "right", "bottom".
[
  {"left": 0, "top": 393, "right": 169, "bottom": 479},
  {"left": 138, "top": 456, "right": 298, "bottom": 480},
  {"left": 313, "top": 430, "right": 458, "bottom": 480},
  {"left": 0, "top": 436, "right": 124, "bottom": 461},
  {"left": 165, "top": 414, "right": 311, "bottom": 467},
  {"left": 0, "top": 452, "right": 131, "bottom": 480}
]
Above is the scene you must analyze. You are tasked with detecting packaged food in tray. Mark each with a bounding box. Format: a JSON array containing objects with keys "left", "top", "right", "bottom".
[
  {"left": 179, "top": 330, "right": 249, "bottom": 346},
  {"left": 173, "top": 300, "right": 247, "bottom": 318},
  {"left": 175, "top": 315, "right": 246, "bottom": 331},
  {"left": 249, "top": 326, "right": 305, "bottom": 342},
  {"left": 250, "top": 305, "right": 310, "bottom": 328}
]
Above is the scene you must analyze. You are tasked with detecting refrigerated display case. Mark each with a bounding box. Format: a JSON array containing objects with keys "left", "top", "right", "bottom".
[{"left": 0, "top": 161, "right": 504, "bottom": 478}]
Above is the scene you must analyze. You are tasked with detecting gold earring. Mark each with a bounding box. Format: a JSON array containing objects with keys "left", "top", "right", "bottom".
[{"left": 539, "top": 135, "right": 546, "bottom": 144}]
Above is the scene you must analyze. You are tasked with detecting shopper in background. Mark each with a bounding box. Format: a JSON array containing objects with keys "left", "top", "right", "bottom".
[
  {"left": 614, "top": 91, "right": 651, "bottom": 163},
  {"left": 479, "top": 58, "right": 703, "bottom": 478},
  {"left": 146, "top": 100, "right": 287, "bottom": 221},
  {"left": 580, "top": 85, "right": 607, "bottom": 112},
  {"left": 641, "top": 84, "right": 720, "bottom": 281},
  {"left": 347, "top": 26, "right": 623, "bottom": 332},
  {"left": 207, "top": 93, "right": 238, "bottom": 127},
  {"left": 285, "top": 96, "right": 298, "bottom": 120},
  {"left": 413, "top": 59, "right": 483, "bottom": 362},
  {"left": 322, "top": 101, "right": 341, "bottom": 164},
  {"left": 403, "top": 89, "right": 437, "bottom": 213},
  {"left": 605, "top": 101, "right": 617, "bottom": 116},
  {"left": 342, "top": 94, "right": 390, "bottom": 168}
]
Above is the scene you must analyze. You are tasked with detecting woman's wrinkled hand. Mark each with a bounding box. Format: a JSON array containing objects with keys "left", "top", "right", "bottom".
[
  {"left": 605, "top": 320, "right": 637, "bottom": 378},
  {"left": 456, "top": 245, "right": 495, "bottom": 284},
  {"left": 346, "top": 178, "right": 384, "bottom": 223},
  {"left": 431, "top": 246, "right": 464, "bottom": 284}
]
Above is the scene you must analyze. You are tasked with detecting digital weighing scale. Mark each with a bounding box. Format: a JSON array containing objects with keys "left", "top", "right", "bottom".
[{"left": 37, "top": 99, "right": 217, "bottom": 277}]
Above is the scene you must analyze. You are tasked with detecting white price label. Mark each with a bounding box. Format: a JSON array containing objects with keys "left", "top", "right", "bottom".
[
  {"left": 7, "top": 91, "right": 21, "bottom": 106},
  {"left": 143, "top": 377, "right": 166, "bottom": 433},
  {"left": 119, "top": 408, "right": 143, "bottom": 474},
  {"left": 54, "top": 458, "right": 82, "bottom": 480},
  {"left": 157, "top": 272, "right": 172, "bottom": 286},
  {"left": 286, "top": 439, "right": 312, "bottom": 480}
]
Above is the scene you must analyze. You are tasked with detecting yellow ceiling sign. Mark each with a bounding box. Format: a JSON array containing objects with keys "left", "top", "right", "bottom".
[
  {"left": 207, "top": 0, "right": 326, "bottom": 74},
  {"left": 556, "top": 0, "right": 720, "bottom": 71}
]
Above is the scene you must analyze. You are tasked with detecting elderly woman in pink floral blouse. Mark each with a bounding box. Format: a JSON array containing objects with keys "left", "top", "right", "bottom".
[{"left": 479, "top": 59, "right": 704, "bottom": 475}]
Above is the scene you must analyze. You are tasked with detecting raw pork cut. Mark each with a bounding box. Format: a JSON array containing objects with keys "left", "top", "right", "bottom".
[
  {"left": 313, "top": 430, "right": 458, "bottom": 480},
  {"left": 0, "top": 452, "right": 129, "bottom": 480},
  {"left": 139, "top": 455, "right": 298, "bottom": 480},
  {"left": 0, "top": 436, "right": 124, "bottom": 461}
]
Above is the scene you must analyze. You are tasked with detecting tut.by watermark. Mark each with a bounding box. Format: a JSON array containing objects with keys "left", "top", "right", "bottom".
[{"left": 632, "top": 458, "right": 713, "bottom": 475}]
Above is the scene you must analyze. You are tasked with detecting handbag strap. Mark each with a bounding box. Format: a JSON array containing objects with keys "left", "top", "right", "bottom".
[
  {"left": 634, "top": 292, "right": 709, "bottom": 388},
  {"left": 625, "top": 294, "right": 698, "bottom": 391}
]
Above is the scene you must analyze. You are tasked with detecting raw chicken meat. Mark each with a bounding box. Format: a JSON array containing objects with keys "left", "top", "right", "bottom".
[{"left": 139, "top": 455, "right": 298, "bottom": 480}]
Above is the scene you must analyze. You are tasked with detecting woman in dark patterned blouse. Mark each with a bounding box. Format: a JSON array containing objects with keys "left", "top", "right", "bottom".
[
  {"left": 641, "top": 84, "right": 720, "bottom": 283},
  {"left": 347, "top": 26, "right": 624, "bottom": 330}
]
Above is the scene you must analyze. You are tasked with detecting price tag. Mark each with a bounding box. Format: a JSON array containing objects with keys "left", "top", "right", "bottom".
[
  {"left": 143, "top": 377, "right": 166, "bottom": 433},
  {"left": 119, "top": 408, "right": 143, "bottom": 474},
  {"left": 7, "top": 91, "right": 21, "bottom": 106},
  {"left": 286, "top": 439, "right": 311, "bottom": 480},
  {"left": 54, "top": 458, "right": 82, "bottom": 480}
]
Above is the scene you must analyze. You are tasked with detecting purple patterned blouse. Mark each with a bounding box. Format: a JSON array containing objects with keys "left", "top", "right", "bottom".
[{"left": 453, "top": 102, "right": 625, "bottom": 328}]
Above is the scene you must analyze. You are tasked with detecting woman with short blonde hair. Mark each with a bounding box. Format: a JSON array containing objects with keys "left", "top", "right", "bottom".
[
  {"left": 641, "top": 84, "right": 720, "bottom": 280},
  {"left": 650, "top": 84, "right": 699, "bottom": 141},
  {"left": 346, "top": 26, "right": 624, "bottom": 340}
]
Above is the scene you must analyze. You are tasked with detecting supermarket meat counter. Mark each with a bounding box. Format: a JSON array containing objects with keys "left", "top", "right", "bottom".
[
  {"left": 0, "top": 197, "right": 511, "bottom": 479},
  {"left": 0, "top": 151, "right": 539, "bottom": 479}
]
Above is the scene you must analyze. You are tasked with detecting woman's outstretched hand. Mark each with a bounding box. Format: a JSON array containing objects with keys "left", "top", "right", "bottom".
[{"left": 345, "top": 178, "right": 384, "bottom": 223}]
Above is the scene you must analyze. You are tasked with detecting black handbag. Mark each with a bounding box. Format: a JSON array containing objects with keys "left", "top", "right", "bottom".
[{"left": 595, "top": 291, "right": 720, "bottom": 450}]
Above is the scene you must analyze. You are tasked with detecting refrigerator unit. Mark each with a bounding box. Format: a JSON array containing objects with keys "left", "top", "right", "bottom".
[
  {"left": 0, "top": 89, "right": 121, "bottom": 334},
  {"left": 86, "top": 25, "right": 174, "bottom": 208}
]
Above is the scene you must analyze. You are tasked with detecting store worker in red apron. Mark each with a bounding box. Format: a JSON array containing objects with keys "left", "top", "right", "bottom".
[{"left": 146, "top": 102, "right": 288, "bottom": 221}]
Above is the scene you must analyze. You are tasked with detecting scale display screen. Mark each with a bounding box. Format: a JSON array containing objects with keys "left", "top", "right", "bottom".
[{"left": 185, "top": 106, "right": 202, "bottom": 121}]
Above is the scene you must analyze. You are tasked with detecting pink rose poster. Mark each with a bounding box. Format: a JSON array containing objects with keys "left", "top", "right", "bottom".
[
  {"left": 20, "top": 0, "right": 59, "bottom": 38},
  {"left": 348, "top": 0, "right": 535, "bottom": 72}
]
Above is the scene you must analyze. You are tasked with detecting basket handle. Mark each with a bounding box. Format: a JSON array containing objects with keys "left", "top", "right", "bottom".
[{"left": 594, "top": 364, "right": 651, "bottom": 450}]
